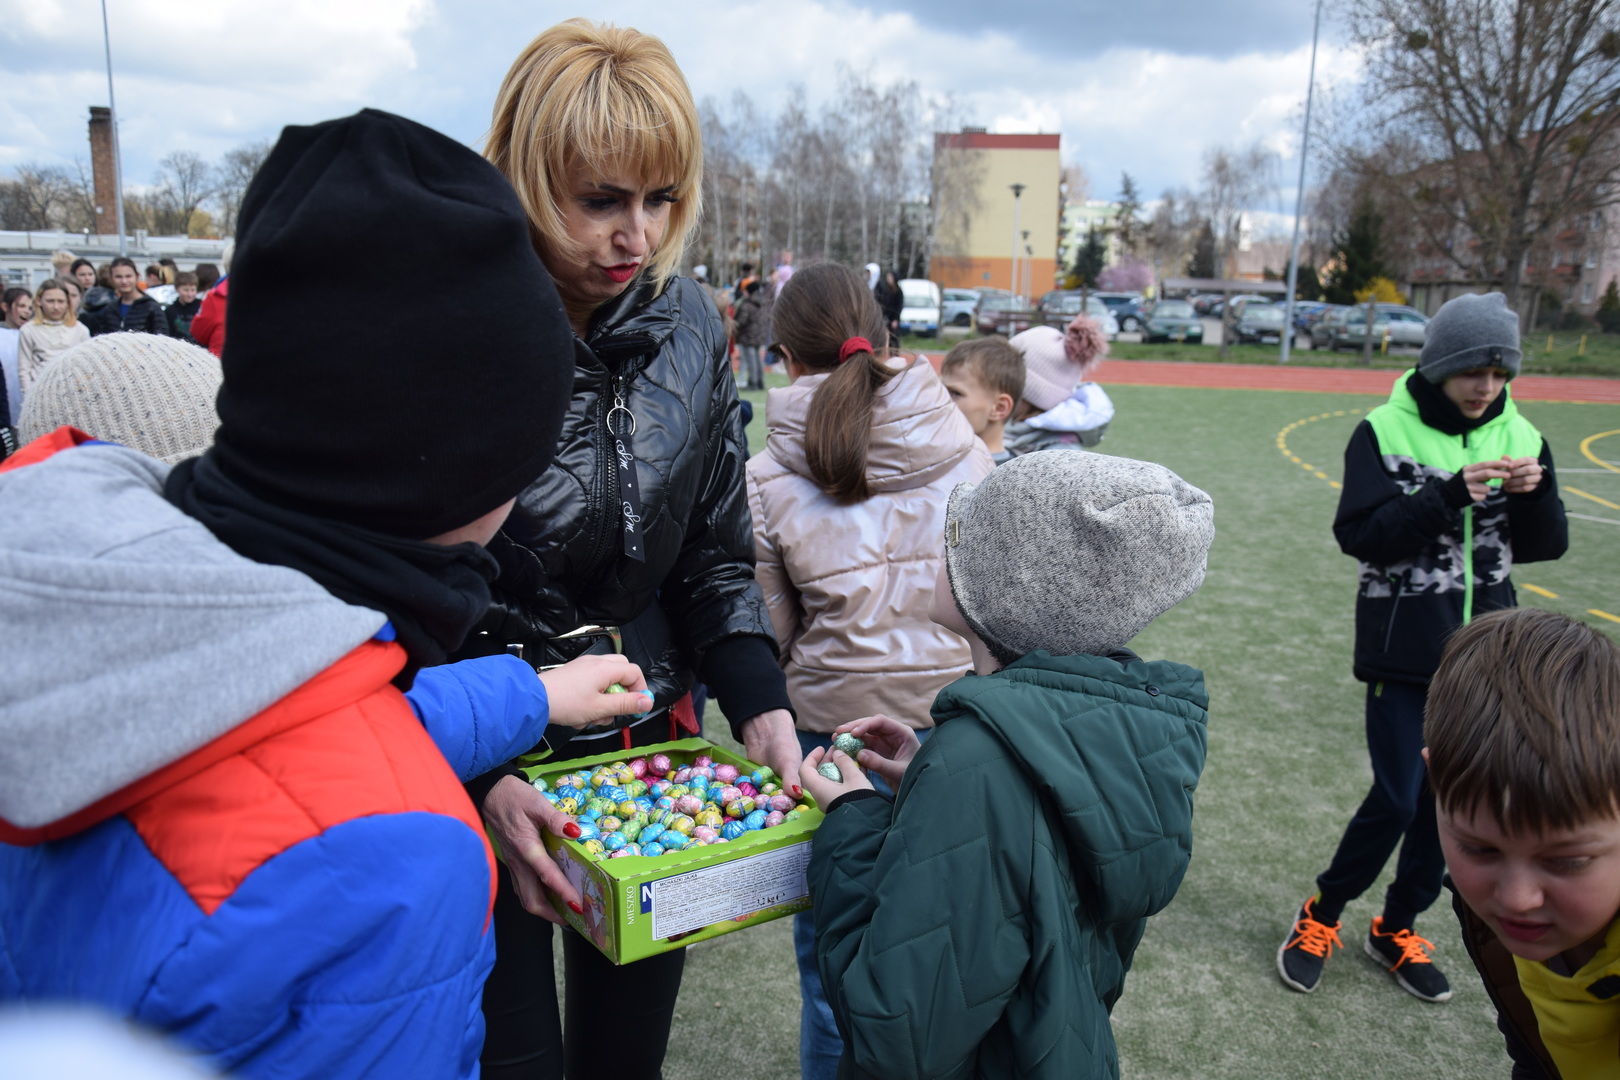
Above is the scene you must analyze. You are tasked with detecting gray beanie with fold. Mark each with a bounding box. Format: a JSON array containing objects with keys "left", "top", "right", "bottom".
[
  {"left": 1418, "top": 292, "right": 1522, "bottom": 383},
  {"left": 944, "top": 450, "right": 1214, "bottom": 662}
]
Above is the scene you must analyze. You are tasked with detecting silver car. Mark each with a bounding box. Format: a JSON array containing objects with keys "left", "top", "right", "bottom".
[{"left": 1311, "top": 304, "right": 1428, "bottom": 351}]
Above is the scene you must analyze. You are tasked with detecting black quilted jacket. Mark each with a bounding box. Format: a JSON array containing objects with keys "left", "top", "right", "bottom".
[{"left": 463, "top": 276, "right": 788, "bottom": 740}]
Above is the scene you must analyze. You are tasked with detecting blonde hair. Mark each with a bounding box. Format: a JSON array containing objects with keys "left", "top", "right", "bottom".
[
  {"left": 485, "top": 19, "right": 702, "bottom": 289},
  {"left": 31, "top": 278, "right": 77, "bottom": 329}
]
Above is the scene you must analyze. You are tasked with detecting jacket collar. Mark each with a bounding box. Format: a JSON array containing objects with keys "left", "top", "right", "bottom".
[
  {"left": 1402, "top": 367, "right": 1507, "bottom": 435},
  {"left": 584, "top": 274, "right": 680, "bottom": 366}
]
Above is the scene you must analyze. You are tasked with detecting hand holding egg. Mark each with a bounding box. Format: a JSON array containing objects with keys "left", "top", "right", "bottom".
[{"left": 800, "top": 746, "right": 872, "bottom": 808}]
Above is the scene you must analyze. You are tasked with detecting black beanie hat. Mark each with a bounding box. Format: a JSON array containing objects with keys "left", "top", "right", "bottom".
[{"left": 211, "top": 108, "right": 572, "bottom": 539}]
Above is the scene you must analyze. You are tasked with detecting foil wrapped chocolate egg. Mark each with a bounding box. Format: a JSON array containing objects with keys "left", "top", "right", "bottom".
[
  {"left": 784, "top": 810, "right": 801, "bottom": 822},
  {"left": 675, "top": 795, "right": 704, "bottom": 817},
  {"left": 530, "top": 777, "right": 549, "bottom": 792},
  {"left": 695, "top": 808, "right": 724, "bottom": 829},
  {"left": 672, "top": 766, "right": 693, "bottom": 784},
  {"left": 641, "top": 841, "right": 665, "bottom": 857},
  {"left": 736, "top": 781, "right": 759, "bottom": 798},
  {"left": 578, "top": 807, "right": 602, "bottom": 823},
  {"left": 720, "top": 821, "right": 748, "bottom": 841},
  {"left": 694, "top": 754, "right": 714, "bottom": 769},
  {"left": 692, "top": 825, "right": 719, "bottom": 844},
  {"left": 759, "top": 781, "right": 780, "bottom": 796},
  {"left": 764, "top": 810, "right": 786, "bottom": 828},
  {"left": 724, "top": 800, "right": 749, "bottom": 820},
  {"left": 581, "top": 839, "right": 605, "bottom": 855},
  {"left": 654, "top": 796, "right": 676, "bottom": 811},
  {"left": 628, "top": 758, "right": 648, "bottom": 779},
  {"left": 573, "top": 823, "right": 601, "bottom": 841},
  {"left": 713, "top": 764, "right": 740, "bottom": 784},
  {"left": 598, "top": 815, "right": 622, "bottom": 833},
  {"left": 554, "top": 784, "right": 582, "bottom": 802},
  {"left": 616, "top": 800, "right": 639, "bottom": 819},
  {"left": 633, "top": 796, "right": 654, "bottom": 812},
  {"left": 831, "top": 732, "right": 865, "bottom": 757},
  {"left": 660, "top": 831, "right": 689, "bottom": 852},
  {"left": 743, "top": 810, "right": 768, "bottom": 831},
  {"left": 639, "top": 825, "right": 665, "bottom": 847},
  {"left": 816, "top": 761, "right": 843, "bottom": 782},
  {"left": 667, "top": 814, "right": 696, "bottom": 836},
  {"left": 627, "top": 780, "right": 649, "bottom": 798},
  {"left": 585, "top": 797, "right": 612, "bottom": 814},
  {"left": 599, "top": 785, "right": 628, "bottom": 804},
  {"left": 602, "top": 831, "right": 627, "bottom": 851},
  {"left": 556, "top": 797, "right": 580, "bottom": 815},
  {"left": 540, "top": 791, "right": 560, "bottom": 805},
  {"left": 667, "top": 784, "right": 690, "bottom": 799},
  {"left": 619, "top": 821, "right": 643, "bottom": 842},
  {"left": 649, "top": 753, "right": 673, "bottom": 775},
  {"left": 769, "top": 794, "right": 795, "bottom": 813},
  {"left": 794, "top": 803, "right": 813, "bottom": 814},
  {"left": 608, "top": 848, "right": 634, "bottom": 859},
  {"left": 717, "top": 786, "right": 743, "bottom": 805},
  {"left": 751, "top": 767, "right": 776, "bottom": 786}
]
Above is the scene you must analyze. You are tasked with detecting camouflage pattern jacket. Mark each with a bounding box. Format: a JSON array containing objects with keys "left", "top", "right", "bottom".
[{"left": 1333, "top": 370, "right": 1567, "bottom": 686}]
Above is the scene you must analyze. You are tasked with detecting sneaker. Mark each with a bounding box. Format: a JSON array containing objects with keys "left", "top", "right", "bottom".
[
  {"left": 1365, "top": 918, "right": 1453, "bottom": 1002},
  {"left": 1277, "top": 897, "right": 1343, "bottom": 993}
]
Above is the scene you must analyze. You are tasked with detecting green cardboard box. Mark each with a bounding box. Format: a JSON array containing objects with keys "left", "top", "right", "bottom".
[{"left": 521, "top": 737, "right": 823, "bottom": 964}]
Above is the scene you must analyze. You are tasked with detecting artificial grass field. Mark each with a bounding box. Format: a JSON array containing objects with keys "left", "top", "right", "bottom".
[{"left": 651, "top": 375, "right": 1620, "bottom": 1079}]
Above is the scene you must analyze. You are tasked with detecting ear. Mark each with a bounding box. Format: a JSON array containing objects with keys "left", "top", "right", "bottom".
[
  {"left": 988, "top": 392, "right": 1014, "bottom": 423},
  {"left": 1420, "top": 747, "right": 1430, "bottom": 767}
]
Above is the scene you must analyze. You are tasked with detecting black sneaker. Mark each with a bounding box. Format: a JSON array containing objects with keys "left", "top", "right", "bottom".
[
  {"left": 1277, "top": 896, "right": 1343, "bottom": 993},
  {"left": 1365, "top": 918, "right": 1453, "bottom": 1002}
]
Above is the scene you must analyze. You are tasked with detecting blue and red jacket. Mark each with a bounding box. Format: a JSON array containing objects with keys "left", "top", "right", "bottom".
[{"left": 0, "top": 430, "right": 553, "bottom": 1078}]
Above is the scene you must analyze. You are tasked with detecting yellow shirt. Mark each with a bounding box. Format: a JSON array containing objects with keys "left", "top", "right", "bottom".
[{"left": 1515, "top": 918, "right": 1620, "bottom": 1078}]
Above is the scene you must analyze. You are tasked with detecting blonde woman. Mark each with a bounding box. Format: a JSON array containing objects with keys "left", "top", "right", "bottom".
[
  {"left": 18, "top": 279, "right": 89, "bottom": 395},
  {"left": 462, "top": 20, "right": 799, "bottom": 1080}
]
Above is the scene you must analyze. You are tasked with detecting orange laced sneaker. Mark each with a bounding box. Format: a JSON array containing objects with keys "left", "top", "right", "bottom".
[
  {"left": 1365, "top": 918, "right": 1453, "bottom": 1002},
  {"left": 1277, "top": 897, "right": 1343, "bottom": 993}
]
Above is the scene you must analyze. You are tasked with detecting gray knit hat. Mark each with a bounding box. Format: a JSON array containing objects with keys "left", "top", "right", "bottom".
[
  {"left": 1418, "top": 292, "right": 1522, "bottom": 383},
  {"left": 19, "top": 333, "right": 221, "bottom": 465},
  {"left": 944, "top": 450, "right": 1214, "bottom": 661}
]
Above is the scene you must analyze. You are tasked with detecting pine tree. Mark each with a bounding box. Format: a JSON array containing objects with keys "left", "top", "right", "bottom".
[
  {"left": 1598, "top": 278, "right": 1620, "bottom": 334},
  {"left": 1072, "top": 225, "right": 1107, "bottom": 288},
  {"left": 1114, "top": 173, "right": 1144, "bottom": 255},
  {"left": 1187, "top": 220, "right": 1217, "bottom": 279},
  {"left": 1324, "top": 200, "right": 1385, "bottom": 305}
]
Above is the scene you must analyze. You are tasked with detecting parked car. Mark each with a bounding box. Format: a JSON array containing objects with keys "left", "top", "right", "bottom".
[
  {"left": 1288, "top": 300, "right": 1331, "bottom": 333},
  {"left": 1035, "top": 291, "right": 1120, "bottom": 337},
  {"left": 1232, "top": 302, "right": 1288, "bottom": 344},
  {"left": 1096, "top": 293, "right": 1149, "bottom": 332},
  {"left": 898, "top": 278, "right": 942, "bottom": 337},
  {"left": 1309, "top": 303, "right": 1428, "bottom": 351},
  {"left": 1215, "top": 293, "right": 1279, "bottom": 320},
  {"left": 975, "top": 293, "right": 1037, "bottom": 337},
  {"left": 1139, "top": 299, "right": 1204, "bottom": 343},
  {"left": 940, "top": 288, "right": 979, "bottom": 327},
  {"left": 1190, "top": 293, "right": 1223, "bottom": 315}
]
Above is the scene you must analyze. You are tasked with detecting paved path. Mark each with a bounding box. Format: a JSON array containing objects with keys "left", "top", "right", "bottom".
[{"left": 922, "top": 354, "right": 1620, "bottom": 404}]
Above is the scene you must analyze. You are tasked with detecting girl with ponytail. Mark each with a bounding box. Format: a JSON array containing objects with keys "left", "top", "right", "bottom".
[{"left": 744, "top": 261, "right": 993, "bottom": 1080}]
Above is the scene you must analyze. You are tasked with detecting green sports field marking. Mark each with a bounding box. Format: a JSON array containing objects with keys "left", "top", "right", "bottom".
[
  {"left": 1582, "top": 430, "right": 1620, "bottom": 473},
  {"left": 1275, "top": 409, "right": 1363, "bottom": 489}
]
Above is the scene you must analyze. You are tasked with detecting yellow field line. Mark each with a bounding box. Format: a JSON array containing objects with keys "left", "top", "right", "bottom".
[
  {"left": 1590, "top": 609, "right": 1620, "bottom": 626},
  {"left": 1581, "top": 430, "right": 1620, "bottom": 474},
  {"left": 1566, "top": 486, "right": 1620, "bottom": 511},
  {"left": 1521, "top": 584, "right": 1559, "bottom": 599},
  {"left": 1275, "top": 409, "right": 1363, "bottom": 490}
]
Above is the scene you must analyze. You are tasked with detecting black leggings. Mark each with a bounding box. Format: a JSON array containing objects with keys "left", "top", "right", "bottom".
[{"left": 481, "top": 861, "right": 687, "bottom": 1080}]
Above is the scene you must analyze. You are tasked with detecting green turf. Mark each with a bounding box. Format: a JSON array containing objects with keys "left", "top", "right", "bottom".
[{"left": 661, "top": 376, "right": 1620, "bottom": 1079}]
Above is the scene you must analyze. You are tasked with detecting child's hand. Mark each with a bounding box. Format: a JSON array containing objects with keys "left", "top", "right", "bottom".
[
  {"left": 538, "top": 654, "right": 650, "bottom": 729},
  {"left": 1501, "top": 455, "right": 1544, "bottom": 495},
  {"left": 1461, "top": 458, "right": 1514, "bottom": 502},
  {"left": 800, "top": 746, "right": 873, "bottom": 808},
  {"left": 838, "top": 714, "right": 920, "bottom": 790}
]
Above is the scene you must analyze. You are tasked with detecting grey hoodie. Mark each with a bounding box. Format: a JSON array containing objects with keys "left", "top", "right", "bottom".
[{"left": 0, "top": 443, "right": 385, "bottom": 831}]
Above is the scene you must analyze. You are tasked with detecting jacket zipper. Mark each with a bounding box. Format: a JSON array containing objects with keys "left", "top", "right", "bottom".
[
  {"left": 1460, "top": 430, "right": 1475, "bottom": 626},
  {"left": 1382, "top": 571, "right": 1408, "bottom": 653},
  {"left": 585, "top": 371, "right": 628, "bottom": 572}
]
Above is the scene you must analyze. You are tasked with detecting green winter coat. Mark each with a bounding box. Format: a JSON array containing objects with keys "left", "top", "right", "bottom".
[{"left": 809, "top": 649, "right": 1210, "bottom": 1080}]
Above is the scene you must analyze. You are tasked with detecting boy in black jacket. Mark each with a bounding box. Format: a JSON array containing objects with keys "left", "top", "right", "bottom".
[
  {"left": 85, "top": 257, "right": 169, "bottom": 338},
  {"left": 1278, "top": 292, "right": 1568, "bottom": 1003},
  {"left": 165, "top": 271, "right": 202, "bottom": 341}
]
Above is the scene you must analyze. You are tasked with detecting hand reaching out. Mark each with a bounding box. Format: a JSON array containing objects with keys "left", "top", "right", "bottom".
[
  {"left": 480, "top": 774, "right": 583, "bottom": 925},
  {"left": 538, "top": 653, "right": 650, "bottom": 729},
  {"left": 837, "top": 714, "right": 920, "bottom": 790},
  {"left": 800, "top": 746, "right": 873, "bottom": 808}
]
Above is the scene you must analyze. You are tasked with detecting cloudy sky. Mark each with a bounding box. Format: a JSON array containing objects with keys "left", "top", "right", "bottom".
[{"left": 0, "top": 0, "right": 1364, "bottom": 226}]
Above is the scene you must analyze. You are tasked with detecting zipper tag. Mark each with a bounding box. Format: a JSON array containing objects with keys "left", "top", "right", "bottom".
[{"left": 607, "top": 380, "right": 646, "bottom": 562}]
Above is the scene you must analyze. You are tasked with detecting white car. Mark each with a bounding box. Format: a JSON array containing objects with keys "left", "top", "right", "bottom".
[{"left": 898, "top": 279, "right": 942, "bottom": 337}]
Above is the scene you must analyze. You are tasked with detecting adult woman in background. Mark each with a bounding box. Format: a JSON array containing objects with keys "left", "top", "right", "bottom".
[{"left": 464, "top": 19, "right": 800, "bottom": 1080}]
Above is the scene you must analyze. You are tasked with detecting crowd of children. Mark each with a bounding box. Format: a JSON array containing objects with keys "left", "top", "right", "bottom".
[{"left": 0, "top": 89, "right": 1608, "bottom": 1080}]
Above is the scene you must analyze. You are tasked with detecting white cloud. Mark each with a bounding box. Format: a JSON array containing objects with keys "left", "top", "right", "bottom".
[{"left": 0, "top": 0, "right": 1361, "bottom": 224}]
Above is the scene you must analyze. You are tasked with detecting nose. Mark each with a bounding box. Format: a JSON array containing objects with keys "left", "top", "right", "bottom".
[
  {"left": 1497, "top": 864, "right": 1544, "bottom": 915},
  {"left": 615, "top": 206, "right": 649, "bottom": 258}
]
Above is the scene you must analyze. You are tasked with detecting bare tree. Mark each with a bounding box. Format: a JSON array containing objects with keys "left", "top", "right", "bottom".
[
  {"left": 0, "top": 163, "right": 74, "bottom": 230},
  {"left": 214, "top": 139, "right": 271, "bottom": 237},
  {"left": 144, "top": 151, "right": 215, "bottom": 236},
  {"left": 1345, "top": 0, "right": 1620, "bottom": 314},
  {"left": 1197, "top": 143, "right": 1276, "bottom": 277}
]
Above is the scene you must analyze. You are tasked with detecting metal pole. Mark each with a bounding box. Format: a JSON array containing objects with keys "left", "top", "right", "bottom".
[
  {"left": 1280, "top": 0, "right": 1323, "bottom": 364},
  {"left": 101, "top": 0, "right": 127, "bottom": 255},
  {"left": 1010, "top": 183, "right": 1025, "bottom": 301}
]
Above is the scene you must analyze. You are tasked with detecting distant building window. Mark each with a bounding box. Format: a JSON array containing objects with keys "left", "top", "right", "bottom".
[
  {"left": 1584, "top": 281, "right": 1596, "bottom": 304},
  {"left": 1588, "top": 249, "right": 1598, "bottom": 268}
]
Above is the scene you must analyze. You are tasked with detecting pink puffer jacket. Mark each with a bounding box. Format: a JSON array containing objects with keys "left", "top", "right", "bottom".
[{"left": 746, "top": 359, "right": 994, "bottom": 733}]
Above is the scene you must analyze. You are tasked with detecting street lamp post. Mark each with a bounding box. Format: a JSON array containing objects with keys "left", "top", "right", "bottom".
[
  {"left": 1281, "top": 0, "right": 1324, "bottom": 364},
  {"left": 100, "top": 0, "right": 126, "bottom": 255},
  {"left": 1010, "top": 183, "right": 1026, "bottom": 301}
]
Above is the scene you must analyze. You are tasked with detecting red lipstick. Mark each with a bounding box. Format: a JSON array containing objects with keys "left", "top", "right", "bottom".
[{"left": 604, "top": 263, "right": 639, "bottom": 283}]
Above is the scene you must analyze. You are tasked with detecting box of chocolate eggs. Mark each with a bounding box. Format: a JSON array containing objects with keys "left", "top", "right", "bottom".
[{"left": 522, "top": 738, "right": 823, "bottom": 963}]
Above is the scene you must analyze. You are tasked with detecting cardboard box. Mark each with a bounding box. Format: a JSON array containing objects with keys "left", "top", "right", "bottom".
[{"left": 522, "top": 737, "right": 822, "bottom": 964}]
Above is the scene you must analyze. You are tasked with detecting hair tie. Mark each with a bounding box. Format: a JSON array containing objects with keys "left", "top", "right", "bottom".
[{"left": 837, "top": 336, "right": 873, "bottom": 364}]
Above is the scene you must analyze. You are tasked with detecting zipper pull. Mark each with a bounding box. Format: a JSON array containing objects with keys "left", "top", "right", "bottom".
[{"left": 607, "top": 376, "right": 646, "bottom": 563}]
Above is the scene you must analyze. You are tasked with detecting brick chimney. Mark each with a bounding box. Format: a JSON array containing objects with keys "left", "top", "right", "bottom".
[{"left": 88, "top": 106, "right": 118, "bottom": 236}]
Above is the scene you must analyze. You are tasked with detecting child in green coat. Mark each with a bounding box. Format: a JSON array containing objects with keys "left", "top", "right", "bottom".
[{"left": 801, "top": 449, "right": 1215, "bottom": 1079}]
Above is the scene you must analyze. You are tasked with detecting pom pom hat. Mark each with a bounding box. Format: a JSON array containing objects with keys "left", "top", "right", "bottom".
[
  {"left": 211, "top": 109, "right": 574, "bottom": 539},
  {"left": 944, "top": 450, "right": 1215, "bottom": 663}
]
